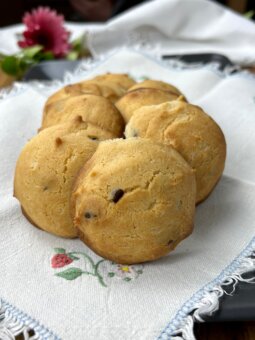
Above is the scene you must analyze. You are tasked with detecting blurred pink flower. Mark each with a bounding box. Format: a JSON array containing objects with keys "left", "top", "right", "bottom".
[{"left": 18, "top": 7, "right": 70, "bottom": 58}]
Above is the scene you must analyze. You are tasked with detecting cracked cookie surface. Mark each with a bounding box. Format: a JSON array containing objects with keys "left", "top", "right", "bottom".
[
  {"left": 42, "top": 94, "right": 124, "bottom": 136},
  {"left": 45, "top": 73, "right": 136, "bottom": 106},
  {"left": 128, "top": 79, "right": 183, "bottom": 96},
  {"left": 115, "top": 88, "right": 182, "bottom": 123},
  {"left": 125, "top": 101, "right": 226, "bottom": 204},
  {"left": 71, "top": 138, "right": 196, "bottom": 264},
  {"left": 14, "top": 119, "right": 115, "bottom": 238}
]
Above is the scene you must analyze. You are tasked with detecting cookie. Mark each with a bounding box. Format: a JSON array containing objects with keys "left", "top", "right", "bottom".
[
  {"left": 14, "top": 118, "right": 115, "bottom": 238},
  {"left": 45, "top": 82, "right": 102, "bottom": 106},
  {"left": 45, "top": 73, "right": 135, "bottom": 106},
  {"left": 71, "top": 138, "right": 196, "bottom": 264},
  {"left": 93, "top": 73, "right": 136, "bottom": 90},
  {"left": 129, "top": 79, "right": 183, "bottom": 96},
  {"left": 42, "top": 94, "right": 124, "bottom": 136},
  {"left": 84, "top": 74, "right": 135, "bottom": 102},
  {"left": 115, "top": 88, "right": 181, "bottom": 123},
  {"left": 85, "top": 79, "right": 125, "bottom": 103},
  {"left": 125, "top": 101, "right": 226, "bottom": 203}
]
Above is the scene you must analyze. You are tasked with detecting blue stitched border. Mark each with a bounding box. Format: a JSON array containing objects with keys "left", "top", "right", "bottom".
[
  {"left": 158, "top": 237, "right": 255, "bottom": 339},
  {"left": 1, "top": 299, "right": 61, "bottom": 340}
]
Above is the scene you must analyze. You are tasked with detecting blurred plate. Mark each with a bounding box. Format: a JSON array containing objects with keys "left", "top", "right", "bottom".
[
  {"left": 23, "top": 53, "right": 235, "bottom": 81},
  {"left": 162, "top": 53, "right": 235, "bottom": 71},
  {"left": 23, "top": 60, "right": 81, "bottom": 81}
]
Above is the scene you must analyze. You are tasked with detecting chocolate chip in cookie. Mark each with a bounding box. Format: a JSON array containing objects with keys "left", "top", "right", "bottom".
[
  {"left": 111, "top": 189, "right": 124, "bottom": 203},
  {"left": 84, "top": 211, "right": 96, "bottom": 219}
]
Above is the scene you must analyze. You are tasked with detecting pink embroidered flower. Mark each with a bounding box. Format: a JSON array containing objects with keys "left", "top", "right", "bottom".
[
  {"left": 51, "top": 254, "right": 73, "bottom": 268},
  {"left": 18, "top": 7, "right": 70, "bottom": 57}
]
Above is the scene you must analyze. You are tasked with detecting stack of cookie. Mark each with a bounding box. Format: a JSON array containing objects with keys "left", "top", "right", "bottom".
[{"left": 14, "top": 74, "right": 226, "bottom": 264}]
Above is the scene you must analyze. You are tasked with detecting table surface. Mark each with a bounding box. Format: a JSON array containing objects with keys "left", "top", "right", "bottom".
[{"left": 2, "top": 63, "right": 255, "bottom": 340}]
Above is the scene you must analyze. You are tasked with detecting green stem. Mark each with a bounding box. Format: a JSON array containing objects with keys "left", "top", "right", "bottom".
[
  {"left": 70, "top": 251, "right": 95, "bottom": 269},
  {"left": 70, "top": 251, "right": 107, "bottom": 287},
  {"left": 81, "top": 271, "right": 96, "bottom": 277},
  {"left": 94, "top": 259, "right": 107, "bottom": 287}
]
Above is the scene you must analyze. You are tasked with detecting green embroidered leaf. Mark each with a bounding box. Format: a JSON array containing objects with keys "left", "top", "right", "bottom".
[
  {"left": 137, "top": 270, "right": 143, "bottom": 274},
  {"left": 68, "top": 254, "right": 80, "bottom": 261},
  {"left": 108, "top": 272, "right": 115, "bottom": 277},
  {"left": 124, "top": 277, "right": 132, "bottom": 282},
  {"left": 54, "top": 248, "right": 66, "bottom": 254},
  {"left": 55, "top": 267, "right": 83, "bottom": 280}
]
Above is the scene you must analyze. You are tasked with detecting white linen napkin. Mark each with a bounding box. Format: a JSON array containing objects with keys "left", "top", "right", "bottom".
[
  {"left": 1, "top": 0, "right": 255, "bottom": 65},
  {"left": 85, "top": 0, "right": 255, "bottom": 65},
  {"left": 0, "top": 50, "right": 255, "bottom": 340}
]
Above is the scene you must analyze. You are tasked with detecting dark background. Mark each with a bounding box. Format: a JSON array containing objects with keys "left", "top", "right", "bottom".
[{"left": 0, "top": 0, "right": 254, "bottom": 27}]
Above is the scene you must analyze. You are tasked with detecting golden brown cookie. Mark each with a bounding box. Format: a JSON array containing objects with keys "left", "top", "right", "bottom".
[
  {"left": 71, "top": 138, "right": 196, "bottom": 264},
  {"left": 14, "top": 118, "right": 115, "bottom": 238},
  {"left": 85, "top": 79, "right": 125, "bottom": 103},
  {"left": 115, "top": 88, "right": 182, "bottom": 123},
  {"left": 129, "top": 79, "right": 183, "bottom": 96},
  {"left": 45, "top": 73, "right": 135, "bottom": 106},
  {"left": 93, "top": 73, "right": 136, "bottom": 90},
  {"left": 45, "top": 82, "right": 101, "bottom": 106},
  {"left": 125, "top": 101, "right": 226, "bottom": 203},
  {"left": 85, "top": 74, "right": 135, "bottom": 102},
  {"left": 42, "top": 94, "right": 125, "bottom": 136}
]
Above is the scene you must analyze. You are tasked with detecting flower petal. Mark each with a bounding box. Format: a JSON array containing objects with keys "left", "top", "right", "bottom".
[{"left": 19, "top": 7, "right": 70, "bottom": 57}]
